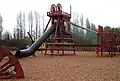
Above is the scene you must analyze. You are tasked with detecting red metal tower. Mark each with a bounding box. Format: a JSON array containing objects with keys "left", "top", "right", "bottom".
[{"left": 44, "top": 3, "right": 75, "bottom": 56}]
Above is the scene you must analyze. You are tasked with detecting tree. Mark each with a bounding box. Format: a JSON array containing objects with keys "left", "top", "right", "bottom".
[
  {"left": 104, "top": 26, "right": 112, "bottom": 32},
  {"left": 16, "top": 11, "right": 25, "bottom": 39},
  {"left": 91, "top": 23, "right": 97, "bottom": 31},
  {"left": 28, "top": 11, "right": 33, "bottom": 37},
  {"left": 38, "top": 13, "right": 41, "bottom": 37},
  {"left": 72, "top": 18, "right": 77, "bottom": 36},
  {"left": 23, "top": 12, "right": 26, "bottom": 39},
  {"left": 91, "top": 23, "right": 97, "bottom": 45},
  {"left": 35, "top": 11, "right": 39, "bottom": 39},
  {"left": 0, "top": 14, "right": 3, "bottom": 39},
  {"left": 85, "top": 18, "right": 92, "bottom": 44},
  {"left": 71, "top": 13, "right": 80, "bottom": 36},
  {"left": 42, "top": 14, "right": 44, "bottom": 34},
  {"left": 16, "top": 27, "right": 20, "bottom": 40},
  {"left": 71, "top": 12, "right": 75, "bottom": 34},
  {"left": 113, "top": 28, "right": 120, "bottom": 37},
  {"left": 19, "top": 11, "right": 23, "bottom": 39},
  {"left": 86, "top": 18, "right": 90, "bottom": 29},
  {"left": 16, "top": 14, "right": 20, "bottom": 40},
  {"left": 79, "top": 14, "right": 85, "bottom": 37},
  {"left": 80, "top": 14, "right": 84, "bottom": 27},
  {"left": 75, "top": 18, "right": 79, "bottom": 36},
  {"left": 3, "top": 30, "right": 11, "bottom": 40},
  {"left": 13, "top": 28, "right": 17, "bottom": 39}
]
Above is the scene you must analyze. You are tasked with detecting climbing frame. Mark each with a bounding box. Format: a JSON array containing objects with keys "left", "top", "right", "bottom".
[{"left": 44, "top": 3, "right": 76, "bottom": 56}]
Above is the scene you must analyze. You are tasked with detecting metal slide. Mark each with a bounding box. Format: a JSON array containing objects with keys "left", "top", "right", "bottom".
[{"left": 14, "top": 25, "right": 55, "bottom": 58}]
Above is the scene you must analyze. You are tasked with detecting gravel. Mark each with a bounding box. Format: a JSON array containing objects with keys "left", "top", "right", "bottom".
[{"left": 1, "top": 51, "right": 120, "bottom": 81}]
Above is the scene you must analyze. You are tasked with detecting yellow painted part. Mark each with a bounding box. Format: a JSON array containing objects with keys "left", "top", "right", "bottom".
[{"left": 39, "top": 42, "right": 46, "bottom": 49}]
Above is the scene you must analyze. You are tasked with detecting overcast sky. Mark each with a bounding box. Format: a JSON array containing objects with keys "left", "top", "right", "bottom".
[{"left": 0, "top": 0, "right": 120, "bottom": 33}]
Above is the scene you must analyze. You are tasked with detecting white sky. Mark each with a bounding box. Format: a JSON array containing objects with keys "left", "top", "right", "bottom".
[{"left": 0, "top": 0, "right": 120, "bottom": 33}]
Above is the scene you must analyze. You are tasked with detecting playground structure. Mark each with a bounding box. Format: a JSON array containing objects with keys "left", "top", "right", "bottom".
[
  {"left": 43, "top": 3, "right": 75, "bottom": 56},
  {"left": 0, "top": 3, "right": 120, "bottom": 79},
  {"left": 96, "top": 25, "right": 117, "bottom": 57},
  {"left": 14, "top": 3, "right": 76, "bottom": 58},
  {"left": 0, "top": 47, "right": 24, "bottom": 79},
  {"left": 14, "top": 3, "right": 120, "bottom": 58}
]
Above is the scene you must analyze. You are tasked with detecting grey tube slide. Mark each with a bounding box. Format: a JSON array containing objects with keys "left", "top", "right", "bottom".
[{"left": 14, "top": 25, "right": 55, "bottom": 58}]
